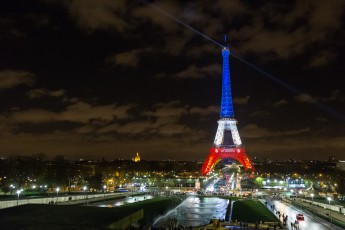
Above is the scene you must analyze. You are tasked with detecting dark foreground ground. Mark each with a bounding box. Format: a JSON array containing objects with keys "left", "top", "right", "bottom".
[{"left": 0, "top": 196, "right": 180, "bottom": 230}]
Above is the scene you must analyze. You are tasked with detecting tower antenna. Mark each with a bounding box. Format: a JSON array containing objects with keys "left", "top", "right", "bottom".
[{"left": 224, "top": 34, "right": 229, "bottom": 48}]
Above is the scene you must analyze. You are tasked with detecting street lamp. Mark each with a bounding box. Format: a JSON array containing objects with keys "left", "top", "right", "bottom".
[
  {"left": 9, "top": 184, "right": 15, "bottom": 195},
  {"left": 56, "top": 187, "right": 60, "bottom": 204},
  {"left": 103, "top": 185, "right": 106, "bottom": 198},
  {"left": 16, "top": 190, "right": 21, "bottom": 206},
  {"left": 83, "top": 186, "right": 88, "bottom": 201},
  {"left": 310, "top": 194, "right": 315, "bottom": 217},
  {"left": 327, "top": 197, "right": 332, "bottom": 227}
]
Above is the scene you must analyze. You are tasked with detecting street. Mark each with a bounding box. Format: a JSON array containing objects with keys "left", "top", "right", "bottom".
[{"left": 269, "top": 198, "right": 343, "bottom": 230}]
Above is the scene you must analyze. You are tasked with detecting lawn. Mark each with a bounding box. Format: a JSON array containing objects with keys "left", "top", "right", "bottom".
[{"left": 231, "top": 199, "right": 279, "bottom": 223}]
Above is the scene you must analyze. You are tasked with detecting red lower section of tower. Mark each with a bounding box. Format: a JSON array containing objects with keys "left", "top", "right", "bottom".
[{"left": 201, "top": 147, "right": 254, "bottom": 175}]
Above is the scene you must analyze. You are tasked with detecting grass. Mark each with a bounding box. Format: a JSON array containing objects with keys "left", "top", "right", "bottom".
[{"left": 231, "top": 200, "right": 279, "bottom": 223}]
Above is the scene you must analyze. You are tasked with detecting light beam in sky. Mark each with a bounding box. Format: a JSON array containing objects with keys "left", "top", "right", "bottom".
[{"left": 142, "top": 1, "right": 345, "bottom": 122}]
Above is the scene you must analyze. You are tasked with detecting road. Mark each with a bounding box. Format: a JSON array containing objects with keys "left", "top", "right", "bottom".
[{"left": 268, "top": 198, "right": 343, "bottom": 230}]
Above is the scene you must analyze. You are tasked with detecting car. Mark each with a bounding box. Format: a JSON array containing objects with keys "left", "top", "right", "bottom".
[{"left": 296, "top": 214, "right": 304, "bottom": 221}]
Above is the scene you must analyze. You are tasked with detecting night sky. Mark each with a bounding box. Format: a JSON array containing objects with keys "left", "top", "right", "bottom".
[{"left": 0, "top": 0, "right": 344, "bottom": 161}]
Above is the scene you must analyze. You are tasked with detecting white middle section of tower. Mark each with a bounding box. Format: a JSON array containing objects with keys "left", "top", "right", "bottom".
[{"left": 214, "top": 119, "right": 242, "bottom": 147}]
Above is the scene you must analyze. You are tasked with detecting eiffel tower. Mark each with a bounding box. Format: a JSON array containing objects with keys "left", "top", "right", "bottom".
[{"left": 201, "top": 45, "right": 254, "bottom": 175}]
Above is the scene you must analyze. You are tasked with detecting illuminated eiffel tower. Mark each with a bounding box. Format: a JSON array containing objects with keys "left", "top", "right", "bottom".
[{"left": 201, "top": 44, "right": 254, "bottom": 175}]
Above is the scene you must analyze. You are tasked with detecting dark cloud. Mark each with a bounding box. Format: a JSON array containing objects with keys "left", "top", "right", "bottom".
[
  {"left": 62, "top": 0, "right": 128, "bottom": 31},
  {"left": 107, "top": 48, "right": 152, "bottom": 67},
  {"left": 241, "top": 123, "right": 310, "bottom": 139},
  {"left": 27, "top": 88, "right": 65, "bottom": 99},
  {"left": 273, "top": 99, "right": 288, "bottom": 107},
  {"left": 131, "top": 1, "right": 181, "bottom": 33},
  {"left": 294, "top": 93, "right": 316, "bottom": 104},
  {"left": 9, "top": 101, "right": 132, "bottom": 124},
  {"left": 190, "top": 105, "right": 218, "bottom": 116},
  {"left": 233, "top": 96, "right": 250, "bottom": 105},
  {"left": 308, "top": 50, "right": 336, "bottom": 68},
  {"left": 0, "top": 0, "right": 344, "bottom": 160},
  {"left": 250, "top": 111, "right": 270, "bottom": 118},
  {"left": 0, "top": 70, "right": 35, "bottom": 90},
  {"left": 176, "top": 64, "right": 221, "bottom": 79},
  {"left": 233, "top": 0, "right": 345, "bottom": 63}
]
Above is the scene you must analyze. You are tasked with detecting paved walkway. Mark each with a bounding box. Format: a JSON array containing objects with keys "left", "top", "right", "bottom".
[
  {"left": 58, "top": 192, "right": 135, "bottom": 205},
  {"left": 188, "top": 220, "right": 280, "bottom": 230}
]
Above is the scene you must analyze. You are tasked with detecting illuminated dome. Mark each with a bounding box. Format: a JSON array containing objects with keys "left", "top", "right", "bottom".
[{"left": 132, "top": 152, "right": 141, "bottom": 162}]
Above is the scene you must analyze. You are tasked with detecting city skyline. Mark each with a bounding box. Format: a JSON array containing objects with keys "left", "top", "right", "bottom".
[{"left": 0, "top": 1, "right": 344, "bottom": 160}]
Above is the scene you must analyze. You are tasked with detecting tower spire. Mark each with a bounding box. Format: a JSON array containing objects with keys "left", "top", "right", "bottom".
[{"left": 220, "top": 46, "right": 234, "bottom": 118}]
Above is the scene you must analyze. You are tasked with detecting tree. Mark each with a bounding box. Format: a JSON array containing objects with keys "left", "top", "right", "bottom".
[
  {"left": 1, "top": 186, "right": 10, "bottom": 194},
  {"left": 336, "top": 174, "right": 345, "bottom": 197},
  {"left": 88, "top": 173, "right": 103, "bottom": 191}
]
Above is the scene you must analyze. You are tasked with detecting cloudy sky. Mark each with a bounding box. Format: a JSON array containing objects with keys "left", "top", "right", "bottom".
[{"left": 0, "top": 0, "right": 345, "bottom": 161}]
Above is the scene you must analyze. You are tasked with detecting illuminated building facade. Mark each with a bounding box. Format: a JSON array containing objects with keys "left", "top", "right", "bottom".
[{"left": 132, "top": 152, "right": 141, "bottom": 162}]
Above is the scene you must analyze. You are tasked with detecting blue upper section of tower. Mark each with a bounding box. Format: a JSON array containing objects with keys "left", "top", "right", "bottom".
[{"left": 220, "top": 47, "right": 235, "bottom": 118}]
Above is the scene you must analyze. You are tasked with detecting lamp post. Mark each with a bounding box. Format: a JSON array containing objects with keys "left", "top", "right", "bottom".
[
  {"left": 311, "top": 194, "right": 314, "bottom": 217},
  {"left": 16, "top": 190, "right": 21, "bottom": 206},
  {"left": 103, "top": 185, "right": 106, "bottom": 198},
  {"left": 10, "top": 184, "right": 15, "bottom": 195},
  {"left": 83, "top": 186, "right": 88, "bottom": 203},
  {"left": 327, "top": 197, "right": 332, "bottom": 227},
  {"left": 56, "top": 187, "right": 60, "bottom": 204}
]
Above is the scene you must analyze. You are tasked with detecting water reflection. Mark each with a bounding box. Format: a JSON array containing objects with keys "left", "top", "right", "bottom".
[
  {"left": 154, "top": 196, "right": 228, "bottom": 228},
  {"left": 86, "top": 194, "right": 154, "bottom": 208}
]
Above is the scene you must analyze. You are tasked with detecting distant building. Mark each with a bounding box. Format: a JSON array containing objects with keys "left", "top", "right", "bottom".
[
  {"left": 337, "top": 160, "right": 345, "bottom": 171},
  {"left": 328, "top": 156, "right": 337, "bottom": 162},
  {"left": 195, "top": 179, "right": 200, "bottom": 190},
  {"left": 132, "top": 152, "right": 141, "bottom": 162}
]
